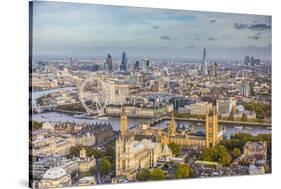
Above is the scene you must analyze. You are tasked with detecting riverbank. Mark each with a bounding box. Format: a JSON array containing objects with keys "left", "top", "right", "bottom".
[
  {"left": 32, "top": 111, "right": 271, "bottom": 127},
  {"left": 164, "top": 117, "right": 271, "bottom": 127},
  {"left": 53, "top": 109, "right": 85, "bottom": 115},
  {"left": 103, "top": 115, "right": 272, "bottom": 127},
  {"left": 32, "top": 86, "right": 77, "bottom": 92},
  {"left": 31, "top": 112, "right": 271, "bottom": 139}
]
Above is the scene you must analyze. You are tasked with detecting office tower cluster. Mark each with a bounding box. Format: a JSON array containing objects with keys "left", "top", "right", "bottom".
[{"left": 244, "top": 55, "right": 261, "bottom": 66}]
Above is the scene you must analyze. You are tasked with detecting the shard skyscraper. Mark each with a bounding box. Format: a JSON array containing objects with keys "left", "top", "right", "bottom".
[{"left": 201, "top": 48, "right": 208, "bottom": 76}]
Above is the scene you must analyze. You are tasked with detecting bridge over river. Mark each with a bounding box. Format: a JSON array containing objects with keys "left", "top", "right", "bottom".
[{"left": 147, "top": 116, "right": 271, "bottom": 127}]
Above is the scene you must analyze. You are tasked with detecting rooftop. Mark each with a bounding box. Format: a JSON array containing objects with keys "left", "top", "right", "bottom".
[{"left": 42, "top": 167, "right": 67, "bottom": 180}]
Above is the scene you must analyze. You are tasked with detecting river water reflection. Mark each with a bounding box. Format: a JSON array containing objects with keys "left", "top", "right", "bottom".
[
  {"left": 31, "top": 112, "right": 271, "bottom": 139},
  {"left": 31, "top": 88, "right": 271, "bottom": 139}
]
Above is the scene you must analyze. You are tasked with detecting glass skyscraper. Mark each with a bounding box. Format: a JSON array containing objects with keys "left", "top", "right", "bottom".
[
  {"left": 120, "top": 52, "right": 128, "bottom": 72},
  {"left": 106, "top": 53, "right": 113, "bottom": 72},
  {"left": 202, "top": 48, "right": 208, "bottom": 76}
]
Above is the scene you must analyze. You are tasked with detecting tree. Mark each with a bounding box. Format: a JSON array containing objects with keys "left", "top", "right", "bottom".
[
  {"left": 175, "top": 164, "right": 193, "bottom": 179},
  {"left": 239, "top": 159, "right": 249, "bottom": 166},
  {"left": 104, "top": 155, "right": 114, "bottom": 164},
  {"left": 104, "top": 145, "right": 115, "bottom": 157},
  {"left": 219, "top": 139, "right": 245, "bottom": 151},
  {"left": 137, "top": 169, "right": 151, "bottom": 181},
  {"left": 82, "top": 167, "right": 96, "bottom": 177},
  {"left": 202, "top": 145, "right": 231, "bottom": 166},
  {"left": 150, "top": 168, "right": 165, "bottom": 180},
  {"left": 202, "top": 146, "right": 217, "bottom": 162},
  {"left": 264, "top": 164, "right": 271, "bottom": 173},
  {"left": 244, "top": 102, "right": 271, "bottom": 119},
  {"left": 70, "top": 146, "right": 95, "bottom": 158},
  {"left": 217, "top": 145, "right": 231, "bottom": 166},
  {"left": 202, "top": 148, "right": 214, "bottom": 161},
  {"left": 69, "top": 146, "right": 81, "bottom": 157},
  {"left": 31, "top": 121, "right": 43, "bottom": 130},
  {"left": 100, "top": 157, "right": 112, "bottom": 175},
  {"left": 168, "top": 142, "right": 181, "bottom": 156},
  {"left": 232, "top": 148, "right": 241, "bottom": 159},
  {"left": 231, "top": 133, "right": 253, "bottom": 141},
  {"left": 90, "top": 148, "right": 103, "bottom": 159}
]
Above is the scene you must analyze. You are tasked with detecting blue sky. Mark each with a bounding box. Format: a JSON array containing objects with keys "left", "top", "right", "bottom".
[{"left": 32, "top": 1, "right": 272, "bottom": 60}]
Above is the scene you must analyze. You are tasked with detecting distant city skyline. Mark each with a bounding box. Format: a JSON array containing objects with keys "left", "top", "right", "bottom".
[{"left": 32, "top": 1, "right": 272, "bottom": 60}]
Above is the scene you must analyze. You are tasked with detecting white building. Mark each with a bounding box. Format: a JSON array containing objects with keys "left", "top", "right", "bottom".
[
  {"left": 77, "top": 176, "right": 96, "bottom": 186},
  {"left": 190, "top": 102, "right": 211, "bottom": 115},
  {"left": 32, "top": 136, "right": 75, "bottom": 156},
  {"left": 234, "top": 112, "right": 243, "bottom": 121},
  {"left": 240, "top": 81, "right": 250, "bottom": 97},
  {"left": 216, "top": 97, "right": 236, "bottom": 113},
  {"left": 41, "top": 167, "right": 71, "bottom": 188},
  {"left": 106, "top": 82, "right": 129, "bottom": 105}
]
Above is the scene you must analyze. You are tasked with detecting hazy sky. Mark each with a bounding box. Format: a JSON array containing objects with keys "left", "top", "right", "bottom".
[{"left": 32, "top": 1, "right": 272, "bottom": 60}]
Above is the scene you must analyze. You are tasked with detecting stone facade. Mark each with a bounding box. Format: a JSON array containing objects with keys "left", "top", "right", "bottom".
[
  {"left": 136, "top": 109, "right": 223, "bottom": 148},
  {"left": 115, "top": 107, "right": 173, "bottom": 179}
]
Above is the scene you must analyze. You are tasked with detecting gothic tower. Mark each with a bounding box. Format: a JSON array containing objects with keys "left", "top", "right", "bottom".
[
  {"left": 115, "top": 135, "right": 134, "bottom": 176},
  {"left": 161, "top": 133, "right": 169, "bottom": 145},
  {"left": 168, "top": 113, "right": 176, "bottom": 136},
  {"left": 205, "top": 107, "right": 218, "bottom": 148},
  {"left": 116, "top": 106, "right": 135, "bottom": 176},
  {"left": 120, "top": 106, "right": 128, "bottom": 137}
]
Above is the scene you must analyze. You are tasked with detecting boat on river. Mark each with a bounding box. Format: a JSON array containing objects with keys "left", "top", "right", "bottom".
[
  {"left": 73, "top": 114, "right": 84, "bottom": 118},
  {"left": 245, "top": 126, "right": 253, "bottom": 130},
  {"left": 234, "top": 126, "right": 243, "bottom": 130}
]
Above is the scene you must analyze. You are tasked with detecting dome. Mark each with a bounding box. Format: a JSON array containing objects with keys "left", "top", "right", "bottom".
[{"left": 43, "top": 167, "right": 67, "bottom": 180}]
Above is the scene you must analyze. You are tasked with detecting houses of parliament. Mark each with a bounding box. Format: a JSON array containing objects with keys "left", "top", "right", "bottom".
[
  {"left": 115, "top": 107, "right": 173, "bottom": 179},
  {"left": 115, "top": 106, "right": 224, "bottom": 179},
  {"left": 160, "top": 110, "right": 224, "bottom": 148}
]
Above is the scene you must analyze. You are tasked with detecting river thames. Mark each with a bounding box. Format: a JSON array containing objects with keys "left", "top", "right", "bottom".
[
  {"left": 31, "top": 112, "right": 271, "bottom": 139},
  {"left": 31, "top": 88, "right": 271, "bottom": 139}
]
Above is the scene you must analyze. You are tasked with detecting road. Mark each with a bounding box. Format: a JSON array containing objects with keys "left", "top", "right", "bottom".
[{"left": 95, "top": 159, "right": 102, "bottom": 184}]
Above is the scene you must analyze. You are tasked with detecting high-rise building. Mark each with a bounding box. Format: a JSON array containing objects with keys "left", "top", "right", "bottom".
[
  {"left": 105, "top": 54, "right": 113, "bottom": 72},
  {"left": 120, "top": 52, "right": 128, "bottom": 72},
  {"left": 255, "top": 58, "right": 261, "bottom": 65},
  {"left": 134, "top": 61, "right": 140, "bottom": 72},
  {"left": 240, "top": 81, "right": 250, "bottom": 97},
  {"left": 143, "top": 59, "right": 150, "bottom": 73},
  {"left": 244, "top": 55, "right": 260, "bottom": 66},
  {"left": 205, "top": 108, "right": 219, "bottom": 148},
  {"left": 211, "top": 62, "right": 218, "bottom": 76},
  {"left": 250, "top": 56, "right": 255, "bottom": 66},
  {"left": 201, "top": 48, "right": 208, "bottom": 76},
  {"left": 244, "top": 55, "right": 250, "bottom": 65}
]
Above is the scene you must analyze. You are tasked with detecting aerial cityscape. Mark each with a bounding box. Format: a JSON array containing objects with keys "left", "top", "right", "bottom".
[{"left": 29, "top": 1, "right": 272, "bottom": 188}]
